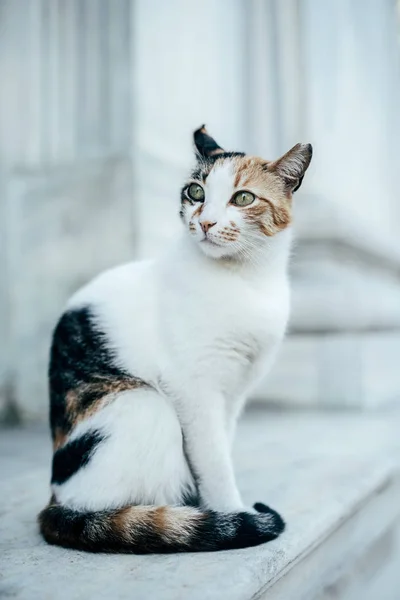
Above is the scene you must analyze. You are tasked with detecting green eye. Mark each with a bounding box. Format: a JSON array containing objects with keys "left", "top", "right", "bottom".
[
  {"left": 187, "top": 183, "right": 205, "bottom": 202},
  {"left": 232, "top": 191, "right": 255, "bottom": 207}
]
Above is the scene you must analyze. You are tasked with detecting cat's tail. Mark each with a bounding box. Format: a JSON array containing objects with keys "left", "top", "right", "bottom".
[{"left": 38, "top": 499, "right": 284, "bottom": 553}]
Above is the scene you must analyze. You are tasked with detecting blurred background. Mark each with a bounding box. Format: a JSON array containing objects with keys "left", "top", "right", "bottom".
[{"left": 0, "top": 0, "right": 400, "bottom": 423}]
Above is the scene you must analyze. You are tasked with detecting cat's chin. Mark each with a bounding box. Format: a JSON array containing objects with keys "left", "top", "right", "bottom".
[{"left": 197, "top": 238, "right": 234, "bottom": 260}]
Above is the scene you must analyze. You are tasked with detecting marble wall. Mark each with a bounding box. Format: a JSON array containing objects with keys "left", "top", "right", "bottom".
[
  {"left": 1, "top": 0, "right": 399, "bottom": 420},
  {"left": 0, "top": 0, "right": 135, "bottom": 420}
]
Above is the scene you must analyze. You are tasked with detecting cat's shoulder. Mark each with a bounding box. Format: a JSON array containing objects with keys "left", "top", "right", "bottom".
[{"left": 67, "top": 259, "right": 153, "bottom": 310}]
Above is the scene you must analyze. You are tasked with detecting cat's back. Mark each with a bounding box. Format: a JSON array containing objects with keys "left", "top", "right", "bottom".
[{"left": 67, "top": 259, "right": 154, "bottom": 312}]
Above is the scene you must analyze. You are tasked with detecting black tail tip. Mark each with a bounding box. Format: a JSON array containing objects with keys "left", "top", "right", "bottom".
[
  {"left": 253, "top": 502, "right": 271, "bottom": 513},
  {"left": 253, "top": 502, "right": 286, "bottom": 537}
]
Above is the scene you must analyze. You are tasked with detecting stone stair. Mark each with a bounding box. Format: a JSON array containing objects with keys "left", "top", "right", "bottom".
[{"left": 1, "top": 409, "right": 399, "bottom": 600}]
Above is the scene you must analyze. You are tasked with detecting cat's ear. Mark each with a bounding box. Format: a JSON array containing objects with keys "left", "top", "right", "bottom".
[
  {"left": 269, "top": 143, "right": 313, "bottom": 192},
  {"left": 194, "top": 125, "right": 225, "bottom": 159}
]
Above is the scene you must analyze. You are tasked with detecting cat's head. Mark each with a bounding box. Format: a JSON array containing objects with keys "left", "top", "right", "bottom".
[{"left": 180, "top": 126, "right": 312, "bottom": 260}]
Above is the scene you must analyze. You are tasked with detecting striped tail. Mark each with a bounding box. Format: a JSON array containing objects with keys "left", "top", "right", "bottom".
[{"left": 38, "top": 500, "right": 285, "bottom": 553}]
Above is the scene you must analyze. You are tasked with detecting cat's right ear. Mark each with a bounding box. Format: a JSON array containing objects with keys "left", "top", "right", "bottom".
[
  {"left": 268, "top": 143, "right": 313, "bottom": 193},
  {"left": 194, "top": 125, "right": 225, "bottom": 159}
]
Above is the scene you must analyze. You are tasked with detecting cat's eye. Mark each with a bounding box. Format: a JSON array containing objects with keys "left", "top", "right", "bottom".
[
  {"left": 187, "top": 183, "right": 205, "bottom": 202},
  {"left": 231, "top": 191, "right": 255, "bottom": 207}
]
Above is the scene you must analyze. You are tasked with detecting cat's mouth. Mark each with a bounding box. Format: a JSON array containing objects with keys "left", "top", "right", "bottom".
[{"left": 201, "top": 237, "right": 223, "bottom": 247}]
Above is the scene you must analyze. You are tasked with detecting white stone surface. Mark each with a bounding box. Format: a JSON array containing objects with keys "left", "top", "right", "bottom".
[
  {"left": 3, "top": 159, "right": 135, "bottom": 421},
  {"left": 1, "top": 409, "right": 400, "bottom": 599},
  {"left": 0, "top": 171, "right": 9, "bottom": 413},
  {"left": 291, "top": 250, "right": 400, "bottom": 332},
  {"left": 255, "top": 331, "right": 400, "bottom": 409},
  {"left": 0, "top": 0, "right": 135, "bottom": 421},
  {"left": 289, "top": 194, "right": 400, "bottom": 332},
  {"left": 0, "top": 0, "right": 132, "bottom": 167}
]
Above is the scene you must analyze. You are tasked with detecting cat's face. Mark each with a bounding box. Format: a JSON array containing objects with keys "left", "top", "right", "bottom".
[{"left": 180, "top": 126, "right": 312, "bottom": 260}]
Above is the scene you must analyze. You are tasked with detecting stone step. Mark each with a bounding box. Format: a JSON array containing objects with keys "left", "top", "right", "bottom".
[
  {"left": 254, "top": 331, "right": 400, "bottom": 409},
  {"left": 1, "top": 410, "right": 399, "bottom": 600}
]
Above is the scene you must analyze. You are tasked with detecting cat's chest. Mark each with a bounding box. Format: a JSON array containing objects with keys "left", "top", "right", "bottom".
[
  {"left": 188, "top": 299, "right": 281, "bottom": 365},
  {"left": 181, "top": 273, "right": 287, "bottom": 337},
  {"left": 163, "top": 275, "right": 289, "bottom": 390}
]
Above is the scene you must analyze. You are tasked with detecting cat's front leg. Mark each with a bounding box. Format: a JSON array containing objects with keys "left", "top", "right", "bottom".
[{"left": 176, "top": 393, "right": 244, "bottom": 512}]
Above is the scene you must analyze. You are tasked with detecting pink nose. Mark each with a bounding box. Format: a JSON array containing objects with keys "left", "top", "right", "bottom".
[{"left": 200, "top": 220, "right": 217, "bottom": 234}]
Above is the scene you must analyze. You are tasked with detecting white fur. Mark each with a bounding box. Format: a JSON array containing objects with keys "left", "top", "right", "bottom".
[
  {"left": 54, "top": 390, "right": 195, "bottom": 510},
  {"left": 58, "top": 159, "right": 292, "bottom": 513}
]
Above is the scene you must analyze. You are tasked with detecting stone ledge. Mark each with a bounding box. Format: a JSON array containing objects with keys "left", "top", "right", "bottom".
[
  {"left": 254, "top": 331, "right": 400, "bottom": 409},
  {"left": 259, "top": 471, "right": 400, "bottom": 600},
  {"left": 1, "top": 410, "right": 399, "bottom": 599}
]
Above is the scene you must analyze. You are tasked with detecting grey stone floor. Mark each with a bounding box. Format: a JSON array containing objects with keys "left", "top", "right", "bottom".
[{"left": 1, "top": 408, "right": 400, "bottom": 600}]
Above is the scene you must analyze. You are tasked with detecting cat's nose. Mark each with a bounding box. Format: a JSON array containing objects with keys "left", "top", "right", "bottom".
[{"left": 200, "top": 220, "right": 217, "bottom": 233}]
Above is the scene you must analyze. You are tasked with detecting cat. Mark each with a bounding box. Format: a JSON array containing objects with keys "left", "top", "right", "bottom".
[{"left": 39, "top": 126, "right": 312, "bottom": 553}]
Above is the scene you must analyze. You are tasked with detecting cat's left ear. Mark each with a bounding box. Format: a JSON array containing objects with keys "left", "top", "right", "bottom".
[
  {"left": 194, "top": 125, "right": 225, "bottom": 159},
  {"left": 269, "top": 143, "right": 313, "bottom": 193}
]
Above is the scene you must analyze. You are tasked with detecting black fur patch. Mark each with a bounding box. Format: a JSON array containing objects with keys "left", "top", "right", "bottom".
[
  {"left": 206, "top": 151, "right": 246, "bottom": 162},
  {"left": 189, "top": 507, "right": 285, "bottom": 551},
  {"left": 190, "top": 152, "right": 246, "bottom": 181},
  {"left": 194, "top": 126, "right": 224, "bottom": 158},
  {"left": 254, "top": 502, "right": 271, "bottom": 513},
  {"left": 181, "top": 489, "right": 200, "bottom": 508},
  {"left": 49, "top": 307, "right": 140, "bottom": 439},
  {"left": 51, "top": 430, "right": 105, "bottom": 485}
]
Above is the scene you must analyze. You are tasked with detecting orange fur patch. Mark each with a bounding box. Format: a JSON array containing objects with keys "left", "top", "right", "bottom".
[
  {"left": 53, "top": 428, "right": 67, "bottom": 451},
  {"left": 110, "top": 505, "right": 199, "bottom": 545},
  {"left": 53, "top": 377, "right": 148, "bottom": 450},
  {"left": 229, "top": 156, "right": 292, "bottom": 236},
  {"left": 192, "top": 204, "right": 204, "bottom": 218},
  {"left": 66, "top": 378, "right": 146, "bottom": 428}
]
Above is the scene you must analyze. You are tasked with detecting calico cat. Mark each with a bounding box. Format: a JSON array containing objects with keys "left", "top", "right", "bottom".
[{"left": 39, "top": 126, "right": 312, "bottom": 553}]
